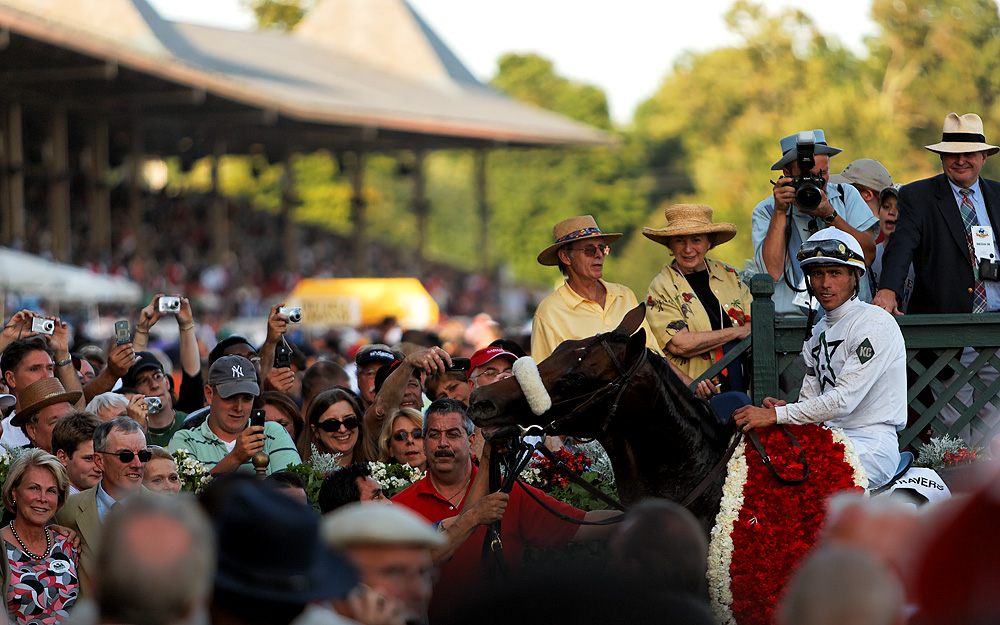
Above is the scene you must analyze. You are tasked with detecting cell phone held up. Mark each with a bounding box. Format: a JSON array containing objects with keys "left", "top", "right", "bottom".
[
  {"left": 114, "top": 320, "right": 130, "bottom": 345},
  {"left": 31, "top": 317, "right": 55, "bottom": 336},
  {"left": 449, "top": 357, "right": 471, "bottom": 371},
  {"left": 250, "top": 409, "right": 266, "bottom": 429}
]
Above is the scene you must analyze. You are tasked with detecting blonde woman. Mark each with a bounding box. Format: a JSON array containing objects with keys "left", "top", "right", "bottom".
[
  {"left": 378, "top": 408, "right": 426, "bottom": 472},
  {"left": 1, "top": 450, "right": 78, "bottom": 624}
]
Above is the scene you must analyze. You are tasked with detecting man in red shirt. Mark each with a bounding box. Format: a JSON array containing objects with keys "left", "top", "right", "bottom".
[{"left": 391, "top": 398, "right": 619, "bottom": 614}]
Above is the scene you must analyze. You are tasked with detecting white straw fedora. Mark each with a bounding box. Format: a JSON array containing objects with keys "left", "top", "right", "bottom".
[{"left": 925, "top": 113, "right": 999, "bottom": 155}]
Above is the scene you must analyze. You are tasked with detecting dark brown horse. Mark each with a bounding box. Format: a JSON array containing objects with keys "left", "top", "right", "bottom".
[{"left": 468, "top": 304, "right": 736, "bottom": 531}]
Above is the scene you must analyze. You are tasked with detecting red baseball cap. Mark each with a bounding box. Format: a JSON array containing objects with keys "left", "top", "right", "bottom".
[{"left": 468, "top": 346, "right": 517, "bottom": 381}]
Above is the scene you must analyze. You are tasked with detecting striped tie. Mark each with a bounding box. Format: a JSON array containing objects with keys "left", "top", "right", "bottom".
[{"left": 959, "top": 188, "right": 988, "bottom": 313}]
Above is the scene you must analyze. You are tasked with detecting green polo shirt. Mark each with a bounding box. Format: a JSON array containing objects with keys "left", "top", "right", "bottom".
[{"left": 167, "top": 418, "right": 301, "bottom": 475}]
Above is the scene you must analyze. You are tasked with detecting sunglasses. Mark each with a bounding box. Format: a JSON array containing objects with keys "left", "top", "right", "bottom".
[
  {"left": 391, "top": 429, "right": 424, "bottom": 442},
  {"left": 569, "top": 244, "right": 610, "bottom": 258},
  {"left": 99, "top": 449, "right": 152, "bottom": 463},
  {"left": 315, "top": 416, "right": 359, "bottom": 432}
]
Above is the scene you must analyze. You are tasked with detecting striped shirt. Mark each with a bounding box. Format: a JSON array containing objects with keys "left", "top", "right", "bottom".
[{"left": 168, "top": 418, "right": 300, "bottom": 475}]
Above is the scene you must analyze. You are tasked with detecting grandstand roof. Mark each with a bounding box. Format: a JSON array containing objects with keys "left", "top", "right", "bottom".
[{"left": 0, "top": 0, "right": 613, "bottom": 157}]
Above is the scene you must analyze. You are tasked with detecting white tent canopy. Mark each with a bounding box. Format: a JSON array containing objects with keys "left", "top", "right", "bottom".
[{"left": 0, "top": 247, "right": 142, "bottom": 304}]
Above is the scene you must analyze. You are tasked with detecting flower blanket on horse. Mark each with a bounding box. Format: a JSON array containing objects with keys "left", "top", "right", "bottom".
[{"left": 707, "top": 424, "right": 868, "bottom": 625}]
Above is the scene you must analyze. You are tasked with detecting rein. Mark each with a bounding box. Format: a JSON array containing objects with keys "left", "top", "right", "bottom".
[{"left": 543, "top": 338, "right": 648, "bottom": 434}]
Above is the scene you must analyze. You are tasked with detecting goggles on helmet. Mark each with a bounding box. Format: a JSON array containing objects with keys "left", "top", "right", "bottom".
[{"left": 796, "top": 239, "right": 865, "bottom": 269}]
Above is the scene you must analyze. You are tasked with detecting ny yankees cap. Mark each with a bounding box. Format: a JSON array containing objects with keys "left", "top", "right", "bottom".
[{"left": 209, "top": 355, "right": 260, "bottom": 398}]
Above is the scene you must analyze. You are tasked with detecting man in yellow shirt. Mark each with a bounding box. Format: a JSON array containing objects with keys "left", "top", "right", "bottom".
[{"left": 532, "top": 215, "right": 666, "bottom": 363}]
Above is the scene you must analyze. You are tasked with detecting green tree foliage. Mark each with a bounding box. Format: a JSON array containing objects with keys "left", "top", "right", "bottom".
[
  {"left": 479, "top": 54, "right": 649, "bottom": 286},
  {"left": 241, "top": 0, "right": 314, "bottom": 31}
]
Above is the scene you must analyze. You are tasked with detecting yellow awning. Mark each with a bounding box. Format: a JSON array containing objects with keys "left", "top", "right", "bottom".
[{"left": 286, "top": 278, "right": 439, "bottom": 329}]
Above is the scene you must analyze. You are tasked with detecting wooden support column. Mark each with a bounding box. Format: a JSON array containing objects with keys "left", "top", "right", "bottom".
[
  {"left": 47, "top": 106, "right": 71, "bottom": 262},
  {"left": 475, "top": 149, "right": 489, "bottom": 271},
  {"left": 281, "top": 153, "right": 299, "bottom": 272},
  {"left": 6, "top": 102, "right": 25, "bottom": 245},
  {"left": 347, "top": 151, "right": 368, "bottom": 277},
  {"left": 127, "top": 118, "right": 144, "bottom": 246},
  {"left": 87, "top": 117, "right": 111, "bottom": 257},
  {"left": 411, "top": 150, "right": 429, "bottom": 278},
  {"left": 210, "top": 139, "right": 229, "bottom": 264}
]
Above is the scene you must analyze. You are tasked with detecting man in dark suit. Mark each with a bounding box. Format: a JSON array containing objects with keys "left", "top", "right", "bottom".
[
  {"left": 874, "top": 112, "right": 1000, "bottom": 443},
  {"left": 54, "top": 416, "right": 150, "bottom": 599}
]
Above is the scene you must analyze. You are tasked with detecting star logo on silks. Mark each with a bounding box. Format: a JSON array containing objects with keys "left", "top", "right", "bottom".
[{"left": 810, "top": 331, "right": 843, "bottom": 393}]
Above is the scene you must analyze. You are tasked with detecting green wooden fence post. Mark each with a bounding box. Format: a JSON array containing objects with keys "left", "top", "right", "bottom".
[{"left": 750, "top": 274, "right": 778, "bottom": 404}]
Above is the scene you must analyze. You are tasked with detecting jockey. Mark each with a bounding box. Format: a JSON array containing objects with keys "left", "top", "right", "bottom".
[{"left": 734, "top": 227, "right": 907, "bottom": 488}]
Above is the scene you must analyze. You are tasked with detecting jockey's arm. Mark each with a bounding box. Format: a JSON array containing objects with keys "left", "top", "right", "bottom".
[{"left": 571, "top": 510, "right": 624, "bottom": 542}]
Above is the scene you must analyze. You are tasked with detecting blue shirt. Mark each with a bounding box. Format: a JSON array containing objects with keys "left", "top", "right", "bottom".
[
  {"left": 946, "top": 177, "right": 1000, "bottom": 311},
  {"left": 752, "top": 182, "right": 879, "bottom": 316},
  {"left": 95, "top": 482, "right": 115, "bottom": 523}
]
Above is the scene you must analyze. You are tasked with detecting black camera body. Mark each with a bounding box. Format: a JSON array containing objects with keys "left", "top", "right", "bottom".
[
  {"left": 786, "top": 132, "right": 825, "bottom": 211},
  {"left": 979, "top": 257, "right": 1000, "bottom": 282}
]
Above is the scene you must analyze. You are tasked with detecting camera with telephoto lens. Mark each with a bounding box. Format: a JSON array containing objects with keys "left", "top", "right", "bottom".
[
  {"left": 145, "top": 396, "right": 162, "bottom": 414},
  {"left": 31, "top": 317, "right": 55, "bottom": 335},
  {"left": 278, "top": 306, "right": 301, "bottom": 323},
  {"left": 158, "top": 296, "right": 181, "bottom": 314},
  {"left": 785, "top": 131, "right": 826, "bottom": 211}
]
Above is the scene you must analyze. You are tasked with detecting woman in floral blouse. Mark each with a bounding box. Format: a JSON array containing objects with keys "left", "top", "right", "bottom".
[
  {"left": 643, "top": 204, "right": 753, "bottom": 395},
  {"left": 1, "top": 450, "right": 78, "bottom": 625}
]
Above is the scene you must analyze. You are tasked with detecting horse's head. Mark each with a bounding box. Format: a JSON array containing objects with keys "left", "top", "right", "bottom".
[{"left": 469, "top": 304, "right": 649, "bottom": 440}]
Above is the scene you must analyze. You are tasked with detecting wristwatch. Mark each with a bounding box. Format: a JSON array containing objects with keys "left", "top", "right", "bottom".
[{"left": 823, "top": 210, "right": 838, "bottom": 224}]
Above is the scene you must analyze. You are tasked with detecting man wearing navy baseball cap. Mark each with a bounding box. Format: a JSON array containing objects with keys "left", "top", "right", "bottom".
[{"left": 168, "top": 355, "right": 300, "bottom": 475}]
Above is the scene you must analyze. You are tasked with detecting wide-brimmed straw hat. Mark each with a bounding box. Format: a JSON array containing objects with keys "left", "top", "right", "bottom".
[
  {"left": 537, "top": 215, "right": 622, "bottom": 266},
  {"left": 12, "top": 377, "right": 81, "bottom": 427},
  {"left": 925, "top": 113, "right": 999, "bottom": 156},
  {"left": 642, "top": 204, "right": 737, "bottom": 248}
]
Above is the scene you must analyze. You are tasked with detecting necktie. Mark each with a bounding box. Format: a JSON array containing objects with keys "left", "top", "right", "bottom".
[{"left": 959, "top": 188, "right": 988, "bottom": 313}]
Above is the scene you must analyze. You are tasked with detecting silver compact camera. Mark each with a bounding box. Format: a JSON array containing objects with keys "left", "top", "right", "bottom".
[
  {"left": 31, "top": 317, "right": 55, "bottom": 335},
  {"left": 278, "top": 306, "right": 302, "bottom": 323},
  {"left": 158, "top": 296, "right": 182, "bottom": 314},
  {"left": 145, "top": 397, "right": 162, "bottom": 414}
]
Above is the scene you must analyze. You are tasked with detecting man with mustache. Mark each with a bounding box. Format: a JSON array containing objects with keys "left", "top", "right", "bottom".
[{"left": 392, "top": 399, "right": 619, "bottom": 617}]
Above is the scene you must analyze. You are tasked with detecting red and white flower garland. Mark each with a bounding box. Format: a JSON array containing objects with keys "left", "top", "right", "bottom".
[{"left": 707, "top": 424, "right": 868, "bottom": 625}]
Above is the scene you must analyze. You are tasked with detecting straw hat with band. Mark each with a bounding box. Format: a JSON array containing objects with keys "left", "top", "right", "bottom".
[
  {"left": 925, "top": 113, "right": 999, "bottom": 156},
  {"left": 771, "top": 129, "right": 843, "bottom": 171},
  {"left": 12, "top": 377, "right": 82, "bottom": 427},
  {"left": 537, "top": 215, "right": 622, "bottom": 266},
  {"left": 642, "top": 204, "right": 737, "bottom": 249}
]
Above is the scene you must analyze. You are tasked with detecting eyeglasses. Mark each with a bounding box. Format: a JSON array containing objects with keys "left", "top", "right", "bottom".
[
  {"left": 471, "top": 367, "right": 514, "bottom": 382},
  {"left": 135, "top": 371, "right": 165, "bottom": 386},
  {"left": 98, "top": 449, "right": 152, "bottom": 463},
  {"left": 315, "top": 416, "right": 359, "bottom": 432},
  {"left": 391, "top": 429, "right": 424, "bottom": 442},
  {"left": 569, "top": 244, "right": 610, "bottom": 258},
  {"left": 796, "top": 239, "right": 863, "bottom": 264},
  {"left": 425, "top": 428, "right": 467, "bottom": 440}
]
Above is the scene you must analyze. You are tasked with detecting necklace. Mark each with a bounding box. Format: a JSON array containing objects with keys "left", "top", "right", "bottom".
[
  {"left": 9, "top": 522, "right": 51, "bottom": 560},
  {"left": 442, "top": 476, "right": 472, "bottom": 506}
]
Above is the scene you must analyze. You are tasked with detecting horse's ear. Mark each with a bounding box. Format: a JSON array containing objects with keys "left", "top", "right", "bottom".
[
  {"left": 615, "top": 303, "right": 646, "bottom": 336},
  {"left": 625, "top": 326, "right": 646, "bottom": 363}
]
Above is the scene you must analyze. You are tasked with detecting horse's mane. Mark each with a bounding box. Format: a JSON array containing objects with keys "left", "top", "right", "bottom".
[{"left": 595, "top": 331, "right": 725, "bottom": 444}]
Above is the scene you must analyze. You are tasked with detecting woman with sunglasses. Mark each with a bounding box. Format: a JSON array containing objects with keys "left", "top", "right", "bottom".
[
  {"left": 377, "top": 408, "right": 426, "bottom": 472},
  {"left": 1, "top": 449, "right": 78, "bottom": 624},
  {"left": 298, "top": 388, "right": 368, "bottom": 466},
  {"left": 642, "top": 204, "right": 752, "bottom": 398},
  {"left": 533, "top": 215, "right": 664, "bottom": 363}
]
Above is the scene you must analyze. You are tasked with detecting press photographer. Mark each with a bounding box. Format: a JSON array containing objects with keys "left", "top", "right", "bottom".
[{"left": 751, "top": 129, "right": 879, "bottom": 316}]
